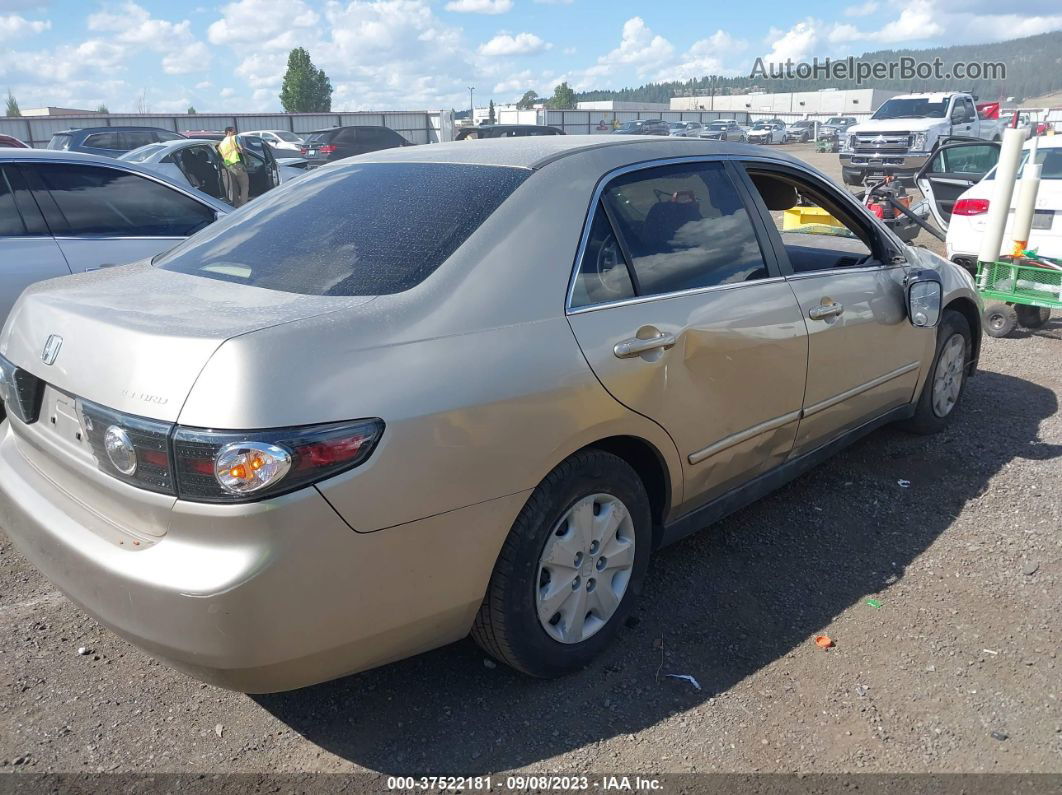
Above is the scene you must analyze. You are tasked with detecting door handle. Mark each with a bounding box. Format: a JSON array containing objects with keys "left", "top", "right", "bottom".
[
  {"left": 809, "top": 302, "right": 844, "bottom": 320},
  {"left": 614, "top": 332, "right": 677, "bottom": 359}
]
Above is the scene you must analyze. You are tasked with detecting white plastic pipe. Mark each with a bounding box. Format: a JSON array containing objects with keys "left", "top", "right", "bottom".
[
  {"left": 978, "top": 126, "right": 1027, "bottom": 265},
  {"left": 1010, "top": 137, "right": 1041, "bottom": 257}
]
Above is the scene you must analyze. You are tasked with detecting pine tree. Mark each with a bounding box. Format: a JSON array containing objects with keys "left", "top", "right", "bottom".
[
  {"left": 187, "top": 105, "right": 197, "bottom": 115},
  {"left": 5, "top": 90, "right": 20, "bottom": 117},
  {"left": 96, "top": 103, "right": 109, "bottom": 114},
  {"left": 488, "top": 99, "right": 496, "bottom": 124},
  {"left": 279, "top": 48, "right": 333, "bottom": 113}
]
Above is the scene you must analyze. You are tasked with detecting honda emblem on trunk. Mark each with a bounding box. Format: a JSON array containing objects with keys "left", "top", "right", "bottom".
[{"left": 41, "top": 334, "right": 63, "bottom": 365}]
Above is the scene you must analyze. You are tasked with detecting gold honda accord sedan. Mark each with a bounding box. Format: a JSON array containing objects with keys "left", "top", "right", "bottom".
[{"left": 0, "top": 137, "right": 981, "bottom": 692}]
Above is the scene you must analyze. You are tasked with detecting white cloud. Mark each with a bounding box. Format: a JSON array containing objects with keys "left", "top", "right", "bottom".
[
  {"left": 763, "top": 20, "right": 819, "bottom": 63},
  {"left": 534, "top": 0, "right": 574, "bottom": 4},
  {"left": 207, "top": 0, "right": 318, "bottom": 45},
  {"left": 609, "top": 18, "right": 673, "bottom": 67},
  {"left": 875, "top": 0, "right": 942, "bottom": 42},
  {"left": 655, "top": 31, "right": 747, "bottom": 82},
  {"left": 88, "top": 1, "right": 212, "bottom": 74},
  {"left": 844, "top": 1, "right": 878, "bottom": 16},
  {"left": 444, "top": 0, "right": 512, "bottom": 14},
  {"left": 479, "top": 32, "right": 550, "bottom": 56},
  {"left": 195, "top": 80, "right": 213, "bottom": 89},
  {"left": 492, "top": 69, "right": 535, "bottom": 93},
  {"left": 0, "top": 13, "right": 49, "bottom": 40}
]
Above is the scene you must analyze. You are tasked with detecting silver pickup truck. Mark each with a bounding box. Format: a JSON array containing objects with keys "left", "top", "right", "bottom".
[{"left": 841, "top": 92, "right": 1004, "bottom": 186}]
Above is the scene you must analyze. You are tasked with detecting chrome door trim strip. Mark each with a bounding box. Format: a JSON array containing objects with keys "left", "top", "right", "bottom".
[
  {"left": 802, "top": 361, "right": 920, "bottom": 418},
  {"left": 566, "top": 276, "right": 786, "bottom": 315},
  {"left": 688, "top": 409, "right": 802, "bottom": 465},
  {"left": 784, "top": 263, "right": 905, "bottom": 281}
]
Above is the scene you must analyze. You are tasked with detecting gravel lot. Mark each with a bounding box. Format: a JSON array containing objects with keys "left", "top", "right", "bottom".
[{"left": 1, "top": 143, "right": 1059, "bottom": 778}]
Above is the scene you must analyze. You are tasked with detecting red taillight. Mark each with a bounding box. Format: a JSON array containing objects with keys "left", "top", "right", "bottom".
[
  {"left": 319, "top": 144, "right": 336, "bottom": 154},
  {"left": 299, "top": 146, "right": 308, "bottom": 155},
  {"left": 293, "top": 434, "right": 370, "bottom": 471},
  {"left": 953, "top": 198, "right": 990, "bottom": 216}
]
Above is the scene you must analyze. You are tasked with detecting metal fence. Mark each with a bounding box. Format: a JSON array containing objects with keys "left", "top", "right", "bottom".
[{"left": 0, "top": 110, "right": 448, "bottom": 148}]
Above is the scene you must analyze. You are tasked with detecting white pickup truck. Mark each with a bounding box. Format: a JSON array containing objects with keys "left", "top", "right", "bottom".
[{"left": 840, "top": 92, "right": 1004, "bottom": 186}]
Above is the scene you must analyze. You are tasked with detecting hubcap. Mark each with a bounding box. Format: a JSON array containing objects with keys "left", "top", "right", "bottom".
[
  {"left": 932, "top": 333, "right": 965, "bottom": 418},
  {"left": 536, "top": 493, "right": 636, "bottom": 644}
]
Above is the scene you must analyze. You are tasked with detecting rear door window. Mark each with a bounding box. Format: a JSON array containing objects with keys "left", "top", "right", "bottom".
[
  {"left": 82, "top": 132, "right": 119, "bottom": 150},
  {"left": 120, "top": 130, "right": 156, "bottom": 151},
  {"left": 157, "top": 162, "right": 529, "bottom": 295},
  {"left": 599, "top": 161, "right": 769, "bottom": 297},
  {"left": 28, "top": 163, "right": 215, "bottom": 237}
]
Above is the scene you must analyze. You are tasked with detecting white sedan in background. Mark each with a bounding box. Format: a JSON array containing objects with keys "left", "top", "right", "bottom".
[
  {"left": 746, "top": 121, "right": 786, "bottom": 145},
  {"left": 243, "top": 129, "right": 305, "bottom": 153},
  {"left": 916, "top": 136, "right": 1062, "bottom": 270}
]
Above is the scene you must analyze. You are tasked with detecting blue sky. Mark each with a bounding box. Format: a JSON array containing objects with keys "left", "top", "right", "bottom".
[{"left": 1, "top": 0, "right": 1060, "bottom": 112}]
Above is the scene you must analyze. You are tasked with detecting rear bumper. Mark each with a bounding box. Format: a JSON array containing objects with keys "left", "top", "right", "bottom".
[{"left": 0, "top": 420, "right": 527, "bottom": 692}]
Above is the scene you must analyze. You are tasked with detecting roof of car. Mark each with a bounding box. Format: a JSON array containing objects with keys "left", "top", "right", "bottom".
[
  {"left": 52, "top": 126, "right": 178, "bottom": 135},
  {"left": 356, "top": 136, "right": 806, "bottom": 170}
]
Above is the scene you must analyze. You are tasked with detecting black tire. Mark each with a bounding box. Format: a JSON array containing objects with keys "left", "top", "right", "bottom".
[
  {"left": 472, "top": 449, "right": 652, "bottom": 677},
  {"left": 1015, "top": 305, "right": 1051, "bottom": 329},
  {"left": 901, "top": 309, "right": 972, "bottom": 435},
  {"left": 984, "top": 302, "right": 1018, "bottom": 338}
]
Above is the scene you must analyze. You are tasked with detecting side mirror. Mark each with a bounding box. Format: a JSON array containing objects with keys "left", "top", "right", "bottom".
[{"left": 905, "top": 269, "right": 943, "bottom": 328}]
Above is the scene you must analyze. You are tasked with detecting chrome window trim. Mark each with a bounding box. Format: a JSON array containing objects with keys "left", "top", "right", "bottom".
[
  {"left": 567, "top": 276, "right": 787, "bottom": 315},
  {"left": 565, "top": 154, "right": 775, "bottom": 314},
  {"left": 50, "top": 236, "right": 185, "bottom": 242},
  {"left": 784, "top": 263, "right": 906, "bottom": 281},
  {"left": 564, "top": 152, "right": 908, "bottom": 314}
]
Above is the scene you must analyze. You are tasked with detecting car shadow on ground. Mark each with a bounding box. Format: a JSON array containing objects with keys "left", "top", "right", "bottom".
[{"left": 255, "top": 370, "right": 1059, "bottom": 774}]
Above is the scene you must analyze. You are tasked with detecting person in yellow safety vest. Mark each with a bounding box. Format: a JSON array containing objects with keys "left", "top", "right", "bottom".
[{"left": 217, "top": 126, "right": 249, "bottom": 208}]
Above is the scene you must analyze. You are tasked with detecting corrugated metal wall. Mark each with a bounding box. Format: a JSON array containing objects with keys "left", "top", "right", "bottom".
[{"left": 0, "top": 111, "right": 445, "bottom": 148}]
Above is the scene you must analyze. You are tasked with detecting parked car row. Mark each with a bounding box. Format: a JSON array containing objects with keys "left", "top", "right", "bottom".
[{"left": 0, "top": 135, "right": 980, "bottom": 694}]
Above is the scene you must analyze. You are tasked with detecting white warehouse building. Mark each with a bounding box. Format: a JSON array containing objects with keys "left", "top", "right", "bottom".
[{"left": 670, "top": 88, "right": 903, "bottom": 115}]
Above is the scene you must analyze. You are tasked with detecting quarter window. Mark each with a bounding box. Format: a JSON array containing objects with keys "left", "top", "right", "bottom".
[
  {"left": 30, "top": 164, "right": 215, "bottom": 237},
  {"left": 0, "top": 169, "right": 27, "bottom": 236},
  {"left": 571, "top": 203, "right": 636, "bottom": 307},
  {"left": 601, "top": 162, "right": 769, "bottom": 297}
]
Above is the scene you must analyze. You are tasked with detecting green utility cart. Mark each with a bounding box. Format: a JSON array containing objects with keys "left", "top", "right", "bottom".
[{"left": 977, "top": 258, "right": 1061, "bottom": 338}]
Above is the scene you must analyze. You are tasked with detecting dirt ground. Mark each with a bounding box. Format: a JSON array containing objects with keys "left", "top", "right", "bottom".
[{"left": 1, "top": 143, "right": 1059, "bottom": 778}]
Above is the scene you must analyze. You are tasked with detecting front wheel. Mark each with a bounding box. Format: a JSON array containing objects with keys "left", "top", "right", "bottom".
[
  {"left": 984, "top": 302, "right": 1018, "bottom": 338},
  {"left": 472, "top": 450, "right": 652, "bottom": 677},
  {"left": 901, "top": 310, "right": 972, "bottom": 434}
]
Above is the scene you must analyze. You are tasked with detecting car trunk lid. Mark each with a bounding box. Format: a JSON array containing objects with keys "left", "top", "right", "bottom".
[{"left": 1, "top": 261, "right": 373, "bottom": 423}]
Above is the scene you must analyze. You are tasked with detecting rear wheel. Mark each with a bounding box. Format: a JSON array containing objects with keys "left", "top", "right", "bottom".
[
  {"left": 1015, "top": 305, "right": 1051, "bottom": 329},
  {"left": 902, "top": 309, "right": 971, "bottom": 434},
  {"left": 984, "top": 302, "right": 1018, "bottom": 338},
  {"left": 472, "top": 450, "right": 652, "bottom": 677}
]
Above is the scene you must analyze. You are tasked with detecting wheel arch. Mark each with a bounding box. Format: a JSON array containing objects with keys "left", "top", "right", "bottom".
[
  {"left": 580, "top": 435, "right": 672, "bottom": 540},
  {"left": 944, "top": 296, "right": 982, "bottom": 374}
]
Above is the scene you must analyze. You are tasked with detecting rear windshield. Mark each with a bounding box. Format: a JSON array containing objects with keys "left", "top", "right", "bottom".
[
  {"left": 274, "top": 131, "right": 302, "bottom": 142},
  {"left": 46, "top": 134, "right": 72, "bottom": 150},
  {"left": 304, "top": 131, "right": 334, "bottom": 144},
  {"left": 156, "top": 162, "right": 529, "bottom": 296},
  {"left": 119, "top": 143, "right": 168, "bottom": 162}
]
